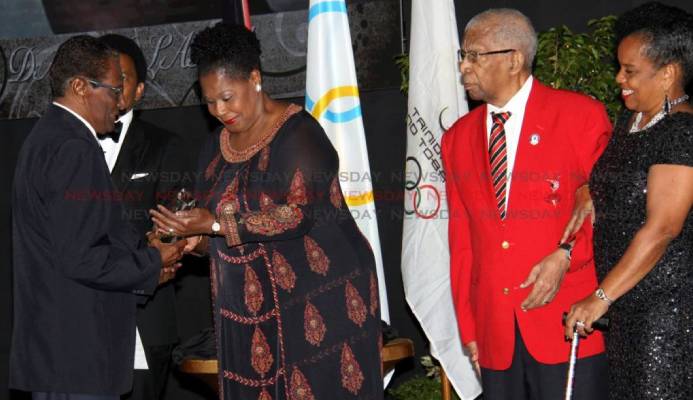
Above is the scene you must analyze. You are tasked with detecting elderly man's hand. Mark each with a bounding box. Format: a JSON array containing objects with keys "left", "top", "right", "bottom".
[
  {"left": 465, "top": 341, "right": 481, "bottom": 377},
  {"left": 520, "top": 249, "right": 570, "bottom": 310},
  {"left": 158, "top": 264, "right": 179, "bottom": 285},
  {"left": 149, "top": 237, "right": 186, "bottom": 268}
]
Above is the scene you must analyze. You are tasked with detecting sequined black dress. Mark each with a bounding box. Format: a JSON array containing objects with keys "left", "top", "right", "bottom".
[
  {"left": 590, "top": 111, "right": 693, "bottom": 399},
  {"left": 197, "top": 105, "right": 383, "bottom": 399}
]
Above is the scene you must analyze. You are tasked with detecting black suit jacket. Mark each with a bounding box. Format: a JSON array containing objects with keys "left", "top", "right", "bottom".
[
  {"left": 10, "top": 105, "right": 161, "bottom": 395},
  {"left": 111, "top": 117, "right": 194, "bottom": 347}
]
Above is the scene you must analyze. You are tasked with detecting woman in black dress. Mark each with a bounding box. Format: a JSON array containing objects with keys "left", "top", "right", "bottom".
[
  {"left": 151, "top": 23, "right": 383, "bottom": 399},
  {"left": 564, "top": 3, "right": 693, "bottom": 399}
]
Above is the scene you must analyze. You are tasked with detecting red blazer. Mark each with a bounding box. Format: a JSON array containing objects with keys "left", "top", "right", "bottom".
[{"left": 441, "top": 80, "right": 611, "bottom": 370}]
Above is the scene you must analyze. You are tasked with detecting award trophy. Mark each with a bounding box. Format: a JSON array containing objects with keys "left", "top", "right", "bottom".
[{"left": 160, "top": 188, "right": 197, "bottom": 243}]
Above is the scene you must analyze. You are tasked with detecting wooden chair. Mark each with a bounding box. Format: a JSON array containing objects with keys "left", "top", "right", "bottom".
[
  {"left": 180, "top": 338, "right": 415, "bottom": 393},
  {"left": 382, "top": 337, "right": 415, "bottom": 375},
  {"left": 179, "top": 359, "right": 219, "bottom": 393}
]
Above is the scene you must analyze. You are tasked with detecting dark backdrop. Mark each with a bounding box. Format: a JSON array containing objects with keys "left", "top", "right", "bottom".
[{"left": 3, "top": 1, "right": 693, "bottom": 400}]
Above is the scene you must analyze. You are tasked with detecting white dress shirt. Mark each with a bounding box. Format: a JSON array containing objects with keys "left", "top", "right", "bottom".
[
  {"left": 486, "top": 75, "right": 533, "bottom": 210},
  {"left": 94, "top": 109, "right": 149, "bottom": 370}
]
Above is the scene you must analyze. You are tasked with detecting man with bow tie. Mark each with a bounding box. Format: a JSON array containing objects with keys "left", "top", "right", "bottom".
[
  {"left": 441, "top": 9, "right": 612, "bottom": 400},
  {"left": 98, "top": 34, "right": 195, "bottom": 400}
]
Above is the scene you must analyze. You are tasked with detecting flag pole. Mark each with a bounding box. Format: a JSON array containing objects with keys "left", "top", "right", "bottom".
[
  {"left": 241, "top": 0, "right": 252, "bottom": 30},
  {"left": 402, "top": 0, "right": 480, "bottom": 398},
  {"left": 441, "top": 369, "right": 453, "bottom": 400}
]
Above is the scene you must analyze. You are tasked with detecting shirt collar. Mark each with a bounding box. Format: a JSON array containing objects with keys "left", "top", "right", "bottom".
[
  {"left": 117, "top": 109, "right": 133, "bottom": 126},
  {"left": 487, "top": 75, "right": 533, "bottom": 117},
  {"left": 52, "top": 101, "right": 98, "bottom": 140},
  {"left": 116, "top": 109, "right": 134, "bottom": 141}
]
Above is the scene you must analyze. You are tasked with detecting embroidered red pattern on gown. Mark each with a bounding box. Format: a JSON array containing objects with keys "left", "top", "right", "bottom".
[
  {"left": 244, "top": 265, "right": 264, "bottom": 315},
  {"left": 259, "top": 192, "right": 276, "bottom": 211},
  {"left": 243, "top": 205, "right": 303, "bottom": 236},
  {"left": 303, "top": 301, "right": 326, "bottom": 346},
  {"left": 345, "top": 280, "right": 367, "bottom": 327},
  {"left": 258, "top": 146, "right": 270, "bottom": 172},
  {"left": 217, "top": 174, "right": 240, "bottom": 216},
  {"left": 369, "top": 271, "right": 379, "bottom": 317},
  {"left": 258, "top": 387, "right": 273, "bottom": 400},
  {"left": 287, "top": 169, "right": 308, "bottom": 206},
  {"left": 304, "top": 236, "right": 329, "bottom": 276},
  {"left": 289, "top": 367, "right": 315, "bottom": 400},
  {"left": 272, "top": 250, "right": 296, "bottom": 292},
  {"left": 329, "top": 177, "right": 342, "bottom": 209},
  {"left": 340, "top": 343, "right": 364, "bottom": 395},
  {"left": 251, "top": 326, "right": 273, "bottom": 377}
]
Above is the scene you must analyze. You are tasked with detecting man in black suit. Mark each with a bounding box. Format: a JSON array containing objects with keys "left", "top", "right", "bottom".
[
  {"left": 98, "top": 34, "right": 194, "bottom": 400},
  {"left": 10, "top": 35, "right": 186, "bottom": 400}
]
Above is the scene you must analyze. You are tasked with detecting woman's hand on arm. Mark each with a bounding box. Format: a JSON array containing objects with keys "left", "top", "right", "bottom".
[{"left": 560, "top": 184, "right": 594, "bottom": 244}]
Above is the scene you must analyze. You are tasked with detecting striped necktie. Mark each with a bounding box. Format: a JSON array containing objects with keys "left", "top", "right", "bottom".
[{"left": 489, "top": 111, "right": 511, "bottom": 220}]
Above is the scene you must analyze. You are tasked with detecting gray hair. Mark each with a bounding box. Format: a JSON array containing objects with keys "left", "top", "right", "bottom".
[{"left": 465, "top": 8, "right": 537, "bottom": 70}]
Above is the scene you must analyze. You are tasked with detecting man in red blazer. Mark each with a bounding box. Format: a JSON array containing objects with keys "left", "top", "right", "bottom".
[{"left": 441, "top": 9, "right": 612, "bottom": 400}]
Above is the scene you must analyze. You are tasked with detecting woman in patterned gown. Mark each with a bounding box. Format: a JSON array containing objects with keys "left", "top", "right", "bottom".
[
  {"left": 151, "top": 23, "right": 383, "bottom": 399},
  {"left": 564, "top": 3, "right": 693, "bottom": 399}
]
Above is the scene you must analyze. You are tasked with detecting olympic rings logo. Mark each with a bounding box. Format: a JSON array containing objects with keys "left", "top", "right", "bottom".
[{"left": 404, "top": 157, "right": 441, "bottom": 219}]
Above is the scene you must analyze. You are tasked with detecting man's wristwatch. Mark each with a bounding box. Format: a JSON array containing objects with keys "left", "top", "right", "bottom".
[
  {"left": 558, "top": 242, "right": 573, "bottom": 260},
  {"left": 594, "top": 288, "right": 614, "bottom": 306},
  {"left": 211, "top": 220, "right": 221, "bottom": 235}
]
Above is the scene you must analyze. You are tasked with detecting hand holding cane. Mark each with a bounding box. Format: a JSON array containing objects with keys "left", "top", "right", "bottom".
[{"left": 561, "top": 313, "right": 609, "bottom": 400}]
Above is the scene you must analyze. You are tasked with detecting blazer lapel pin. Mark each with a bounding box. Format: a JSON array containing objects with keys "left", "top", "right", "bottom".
[{"left": 530, "top": 133, "right": 540, "bottom": 146}]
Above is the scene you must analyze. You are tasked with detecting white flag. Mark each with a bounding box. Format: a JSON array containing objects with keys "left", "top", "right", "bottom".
[
  {"left": 401, "top": 1, "right": 481, "bottom": 399},
  {"left": 305, "top": 0, "right": 390, "bottom": 323}
]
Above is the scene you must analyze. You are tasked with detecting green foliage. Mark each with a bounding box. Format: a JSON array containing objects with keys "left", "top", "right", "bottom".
[
  {"left": 388, "top": 374, "right": 443, "bottom": 400},
  {"left": 388, "top": 357, "right": 461, "bottom": 400},
  {"left": 394, "top": 53, "right": 410, "bottom": 94},
  {"left": 395, "top": 15, "right": 622, "bottom": 121},
  {"left": 534, "top": 15, "right": 621, "bottom": 120}
]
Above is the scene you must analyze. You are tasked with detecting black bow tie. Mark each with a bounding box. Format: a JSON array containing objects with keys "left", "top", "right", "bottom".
[{"left": 99, "top": 121, "right": 123, "bottom": 142}]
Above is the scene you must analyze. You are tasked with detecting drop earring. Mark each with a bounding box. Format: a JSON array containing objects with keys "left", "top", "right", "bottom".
[
  {"left": 255, "top": 83, "right": 262, "bottom": 93},
  {"left": 664, "top": 93, "right": 671, "bottom": 114}
]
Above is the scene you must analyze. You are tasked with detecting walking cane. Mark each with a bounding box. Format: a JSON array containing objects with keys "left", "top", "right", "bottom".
[{"left": 562, "top": 313, "right": 609, "bottom": 400}]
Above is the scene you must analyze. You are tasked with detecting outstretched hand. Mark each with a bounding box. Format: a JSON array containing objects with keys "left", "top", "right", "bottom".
[{"left": 150, "top": 205, "right": 215, "bottom": 237}]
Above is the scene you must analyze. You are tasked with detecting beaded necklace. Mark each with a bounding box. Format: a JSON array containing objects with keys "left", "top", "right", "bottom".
[
  {"left": 220, "top": 103, "right": 302, "bottom": 162},
  {"left": 629, "top": 94, "right": 689, "bottom": 133}
]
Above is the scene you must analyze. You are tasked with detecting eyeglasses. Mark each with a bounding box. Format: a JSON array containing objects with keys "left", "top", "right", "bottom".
[
  {"left": 457, "top": 48, "right": 516, "bottom": 64},
  {"left": 83, "top": 78, "right": 123, "bottom": 98}
]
